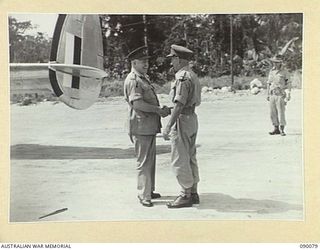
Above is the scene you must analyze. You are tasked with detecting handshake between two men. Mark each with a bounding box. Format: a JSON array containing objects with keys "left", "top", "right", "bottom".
[{"left": 157, "top": 105, "right": 172, "bottom": 118}]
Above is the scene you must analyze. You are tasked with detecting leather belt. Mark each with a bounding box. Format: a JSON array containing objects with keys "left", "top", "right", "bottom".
[
  {"left": 270, "top": 88, "right": 285, "bottom": 96},
  {"left": 181, "top": 105, "right": 195, "bottom": 115}
]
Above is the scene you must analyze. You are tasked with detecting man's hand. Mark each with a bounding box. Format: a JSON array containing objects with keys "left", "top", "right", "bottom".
[
  {"left": 158, "top": 106, "right": 171, "bottom": 118},
  {"left": 162, "top": 106, "right": 172, "bottom": 116},
  {"left": 158, "top": 108, "right": 169, "bottom": 118},
  {"left": 162, "top": 126, "right": 171, "bottom": 141},
  {"left": 267, "top": 96, "right": 270, "bottom": 101}
]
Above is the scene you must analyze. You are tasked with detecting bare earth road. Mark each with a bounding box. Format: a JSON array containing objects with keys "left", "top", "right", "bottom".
[{"left": 10, "top": 89, "right": 303, "bottom": 222}]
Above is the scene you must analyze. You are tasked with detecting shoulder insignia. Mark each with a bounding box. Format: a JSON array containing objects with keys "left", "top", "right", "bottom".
[
  {"left": 129, "top": 72, "right": 136, "bottom": 80},
  {"left": 178, "top": 71, "right": 190, "bottom": 82}
]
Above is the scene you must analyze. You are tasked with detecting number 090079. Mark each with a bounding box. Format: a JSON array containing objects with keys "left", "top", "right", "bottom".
[{"left": 300, "top": 244, "right": 319, "bottom": 248}]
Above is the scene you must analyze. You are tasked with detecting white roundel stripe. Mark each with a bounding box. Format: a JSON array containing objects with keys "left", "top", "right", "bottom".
[{"left": 62, "top": 32, "right": 79, "bottom": 89}]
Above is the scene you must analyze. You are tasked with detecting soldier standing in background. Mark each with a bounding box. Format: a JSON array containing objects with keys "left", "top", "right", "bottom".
[{"left": 267, "top": 54, "right": 291, "bottom": 136}]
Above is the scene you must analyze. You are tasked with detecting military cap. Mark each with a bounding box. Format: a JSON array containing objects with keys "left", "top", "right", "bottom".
[
  {"left": 127, "top": 46, "right": 150, "bottom": 61},
  {"left": 166, "top": 44, "right": 194, "bottom": 60},
  {"left": 270, "top": 54, "right": 283, "bottom": 63}
]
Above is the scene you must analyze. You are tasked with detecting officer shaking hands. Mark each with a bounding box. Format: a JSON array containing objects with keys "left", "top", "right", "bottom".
[
  {"left": 124, "top": 46, "right": 170, "bottom": 207},
  {"left": 163, "top": 44, "right": 202, "bottom": 208}
]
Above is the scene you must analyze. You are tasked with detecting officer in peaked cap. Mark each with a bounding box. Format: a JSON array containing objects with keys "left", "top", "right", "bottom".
[
  {"left": 266, "top": 54, "right": 291, "bottom": 136},
  {"left": 166, "top": 44, "right": 194, "bottom": 60},
  {"left": 163, "top": 44, "right": 202, "bottom": 208},
  {"left": 127, "top": 45, "right": 151, "bottom": 61},
  {"left": 123, "top": 45, "right": 170, "bottom": 207}
]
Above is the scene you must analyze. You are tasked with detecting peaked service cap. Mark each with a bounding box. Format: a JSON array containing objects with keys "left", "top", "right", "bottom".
[
  {"left": 166, "top": 44, "right": 194, "bottom": 60},
  {"left": 127, "top": 46, "right": 151, "bottom": 61}
]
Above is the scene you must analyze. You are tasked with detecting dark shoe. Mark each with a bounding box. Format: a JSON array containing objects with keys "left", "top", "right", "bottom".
[
  {"left": 167, "top": 195, "right": 193, "bottom": 208},
  {"left": 151, "top": 192, "right": 161, "bottom": 199},
  {"left": 137, "top": 196, "right": 153, "bottom": 207},
  {"left": 191, "top": 193, "right": 200, "bottom": 204},
  {"left": 269, "top": 127, "right": 280, "bottom": 135}
]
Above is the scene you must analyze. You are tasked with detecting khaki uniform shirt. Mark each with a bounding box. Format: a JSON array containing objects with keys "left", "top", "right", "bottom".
[
  {"left": 267, "top": 67, "right": 291, "bottom": 91},
  {"left": 124, "top": 68, "right": 161, "bottom": 136},
  {"left": 171, "top": 66, "right": 201, "bottom": 107}
]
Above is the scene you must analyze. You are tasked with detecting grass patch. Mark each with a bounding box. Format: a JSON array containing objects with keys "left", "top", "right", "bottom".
[{"left": 100, "top": 80, "right": 124, "bottom": 97}]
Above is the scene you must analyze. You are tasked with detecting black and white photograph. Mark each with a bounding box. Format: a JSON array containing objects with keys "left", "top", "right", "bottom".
[{"left": 9, "top": 13, "right": 303, "bottom": 223}]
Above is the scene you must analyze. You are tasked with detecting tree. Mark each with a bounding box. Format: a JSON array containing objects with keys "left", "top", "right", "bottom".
[
  {"left": 101, "top": 13, "right": 302, "bottom": 81},
  {"left": 9, "top": 17, "right": 51, "bottom": 63}
]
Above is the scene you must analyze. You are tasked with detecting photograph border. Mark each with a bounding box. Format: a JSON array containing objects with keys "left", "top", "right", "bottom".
[{"left": 1, "top": 0, "right": 319, "bottom": 243}]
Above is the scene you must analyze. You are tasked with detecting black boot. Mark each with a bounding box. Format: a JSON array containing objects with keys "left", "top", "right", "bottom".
[
  {"left": 269, "top": 126, "right": 280, "bottom": 135},
  {"left": 280, "top": 125, "right": 286, "bottom": 136},
  {"left": 167, "top": 195, "right": 193, "bottom": 208},
  {"left": 191, "top": 193, "right": 200, "bottom": 204},
  {"left": 137, "top": 196, "right": 153, "bottom": 207},
  {"left": 151, "top": 192, "right": 161, "bottom": 199}
]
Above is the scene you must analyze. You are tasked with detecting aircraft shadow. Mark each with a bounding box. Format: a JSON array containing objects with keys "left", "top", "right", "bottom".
[
  {"left": 152, "top": 193, "right": 302, "bottom": 214},
  {"left": 11, "top": 144, "right": 171, "bottom": 160}
]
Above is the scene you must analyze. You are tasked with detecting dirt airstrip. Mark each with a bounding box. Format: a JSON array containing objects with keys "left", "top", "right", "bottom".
[{"left": 10, "top": 90, "right": 303, "bottom": 222}]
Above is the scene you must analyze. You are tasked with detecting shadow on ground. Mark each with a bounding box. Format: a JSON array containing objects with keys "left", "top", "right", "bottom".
[
  {"left": 196, "top": 193, "right": 302, "bottom": 214},
  {"left": 152, "top": 193, "right": 302, "bottom": 214},
  {"left": 11, "top": 144, "right": 171, "bottom": 160}
]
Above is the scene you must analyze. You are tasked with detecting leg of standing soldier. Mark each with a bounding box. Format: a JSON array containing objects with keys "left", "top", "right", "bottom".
[
  {"left": 190, "top": 115, "right": 199, "bottom": 190},
  {"left": 190, "top": 132, "right": 200, "bottom": 204},
  {"left": 189, "top": 114, "right": 200, "bottom": 203},
  {"left": 133, "top": 135, "right": 154, "bottom": 206},
  {"left": 167, "top": 118, "right": 194, "bottom": 208},
  {"left": 190, "top": 133, "right": 199, "bottom": 190},
  {"left": 277, "top": 96, "right": 287, "bottom": 136},
  {"left": 270, "top": 95, "right": 279, "bottom": 126},
  {"left": 269, "top": 95, "right": 280, "bottom": 135},
  {"left": 171, "top": 125, "right": 194, "bottom": 192},
  {"left": 150, "top": 135, "right": 156, "bottom": 193}
]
